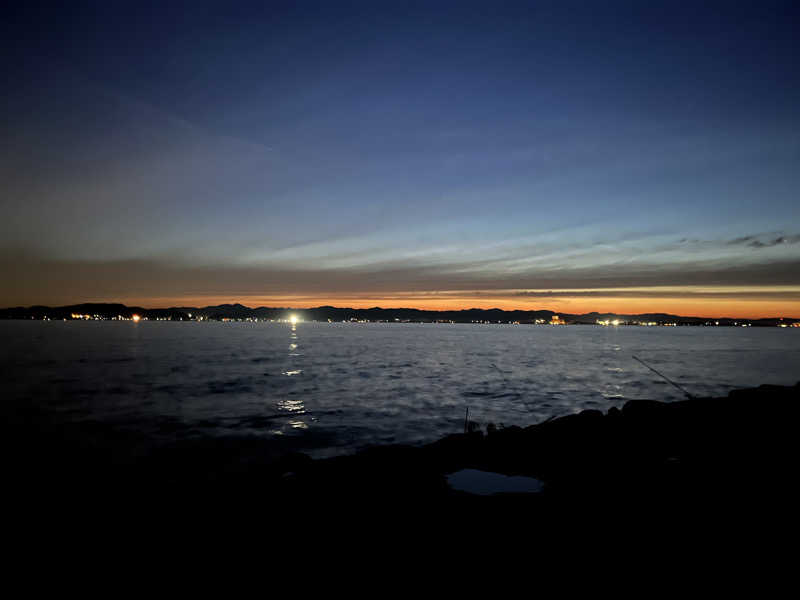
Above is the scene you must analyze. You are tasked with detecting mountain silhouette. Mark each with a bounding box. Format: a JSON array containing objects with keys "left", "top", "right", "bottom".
[{"left": 0, "top": 303, "right": 795, "bottom": 326}]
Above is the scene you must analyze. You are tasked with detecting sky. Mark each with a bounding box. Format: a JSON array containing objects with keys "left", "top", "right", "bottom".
[{"left": 1, "top": 0, "right": 799, "bottom": 317}]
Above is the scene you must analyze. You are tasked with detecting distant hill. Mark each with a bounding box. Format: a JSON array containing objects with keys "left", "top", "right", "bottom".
[{"left": 0, "top": 303, "right": 796, "bottom": 326}]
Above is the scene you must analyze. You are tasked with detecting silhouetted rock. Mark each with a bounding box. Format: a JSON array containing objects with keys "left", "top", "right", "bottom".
[
  {"left": 278, "top": 382, "right": 800, "bottom": 512},
  {"left": 3, "top": 383, "right": 799, "bottom": 524}
]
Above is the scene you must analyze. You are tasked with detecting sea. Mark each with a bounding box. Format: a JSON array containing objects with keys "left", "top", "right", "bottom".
[{"left": 2, "top": 320, "right": 799, "bottom": 459}]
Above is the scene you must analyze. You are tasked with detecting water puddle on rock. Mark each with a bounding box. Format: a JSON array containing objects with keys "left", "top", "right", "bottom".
[{"left": 446, "top": 469, "right": 544, "bottom": 496}]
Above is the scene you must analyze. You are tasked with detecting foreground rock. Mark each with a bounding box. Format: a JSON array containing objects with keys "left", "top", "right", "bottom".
[
  {"left": 272, "top": 382, "right": 800, "bottom": 511},
  {"left": 3, "top": 383, "right": 799, "bottom": 521}
]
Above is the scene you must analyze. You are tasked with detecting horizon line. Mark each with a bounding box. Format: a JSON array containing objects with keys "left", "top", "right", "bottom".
[{"left": 2, "top": 300, "right": 798, "bottom": 321}]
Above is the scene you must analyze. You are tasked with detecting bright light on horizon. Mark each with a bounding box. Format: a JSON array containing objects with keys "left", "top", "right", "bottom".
[
  {"left": 55, "top": 290, "right": 800, "bottom": 320},
  {"left": 289, "top": 314, "right": 298, "bottom": 324}
]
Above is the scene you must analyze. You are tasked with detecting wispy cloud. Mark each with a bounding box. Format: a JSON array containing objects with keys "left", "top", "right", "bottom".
[
  {"left": 3, "top": 245, "right": 800, "bottom": 307},
  {"left": 727, "top": 233, "right": 800, "bottom": 249}
]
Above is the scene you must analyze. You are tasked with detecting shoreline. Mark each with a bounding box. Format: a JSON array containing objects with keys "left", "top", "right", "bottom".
[
  {"left": 3, "top": 303, "right": 797, "bottom": 326},
  {"left": 4, "top": 382, "right": 799, "bottom": 518},
  {"left": 275, "top": 382, "right": 800, "bottom": 506}
]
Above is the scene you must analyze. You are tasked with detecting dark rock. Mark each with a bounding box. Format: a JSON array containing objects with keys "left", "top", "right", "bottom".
[{"left": 5, "top": 383, "right": 800, "bottom": 523}]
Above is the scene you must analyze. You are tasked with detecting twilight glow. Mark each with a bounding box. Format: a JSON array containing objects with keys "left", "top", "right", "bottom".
[{"left": 1, "top": 1, "right": 799, "bottom": 318}]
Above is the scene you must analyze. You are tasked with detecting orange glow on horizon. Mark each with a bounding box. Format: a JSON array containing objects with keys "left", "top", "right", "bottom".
[{"left": 103, "top": 293, "right": 800, "bottom": 320}]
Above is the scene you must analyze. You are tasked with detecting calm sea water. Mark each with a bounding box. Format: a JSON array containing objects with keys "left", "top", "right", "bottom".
[{"left": 2, "top": 321, "right": 798, "bottom": 458}]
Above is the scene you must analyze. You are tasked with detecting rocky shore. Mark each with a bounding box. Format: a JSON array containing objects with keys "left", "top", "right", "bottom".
[
  {"left": 5, "top": 383, "right": 799, "bottom": 523},
  {"left": 272, "top": 382, "right": 800, "bottom": 510}
]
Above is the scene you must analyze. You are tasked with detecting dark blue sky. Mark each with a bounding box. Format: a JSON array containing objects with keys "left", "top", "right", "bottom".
[{"left": 2, "top": 1, "right": 799, "bottom": 315}]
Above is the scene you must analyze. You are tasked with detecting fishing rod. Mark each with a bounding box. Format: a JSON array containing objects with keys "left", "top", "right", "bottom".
[
  {"left": 491, "top": 363, "right": 510, "bottom": 385},
  {"left": 632, "top": 355, "right": 694, "bottom": 400},
  {"left": 462, "top": 363, "right": 511, "bottom": 434}
]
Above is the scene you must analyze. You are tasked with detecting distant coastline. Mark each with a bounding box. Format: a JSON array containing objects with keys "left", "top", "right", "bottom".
[{"left": 1, "top": 302, "right": 797, "bottom": 327}]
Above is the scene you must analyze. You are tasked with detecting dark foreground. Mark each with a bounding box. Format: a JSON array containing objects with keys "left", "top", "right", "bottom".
[{"left": 4, "top": 383, "right": 800, "bottom": 532}]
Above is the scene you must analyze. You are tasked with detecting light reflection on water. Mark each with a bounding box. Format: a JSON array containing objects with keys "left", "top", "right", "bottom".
[
  {"left": 278, "top": 323, "right": 306, "bottom": 429},
  {"left": 2, "top": 321, "right": 799, "bottom": 458}
]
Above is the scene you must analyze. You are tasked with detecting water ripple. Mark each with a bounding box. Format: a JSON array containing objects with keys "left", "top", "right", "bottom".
[{"left": 2, "top": 321, "right": 799, "bottom": 458}]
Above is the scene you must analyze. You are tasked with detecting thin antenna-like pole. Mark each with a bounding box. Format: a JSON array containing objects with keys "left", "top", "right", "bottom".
[
  {"left": 632, "top": 355, "right": 694, "bottom": 399},
  {"left": 491, "top": 363, "right": 512, "bottom": 387},
  {"left": 464, "top": 406, "right": 470, "bottom": 434}
]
